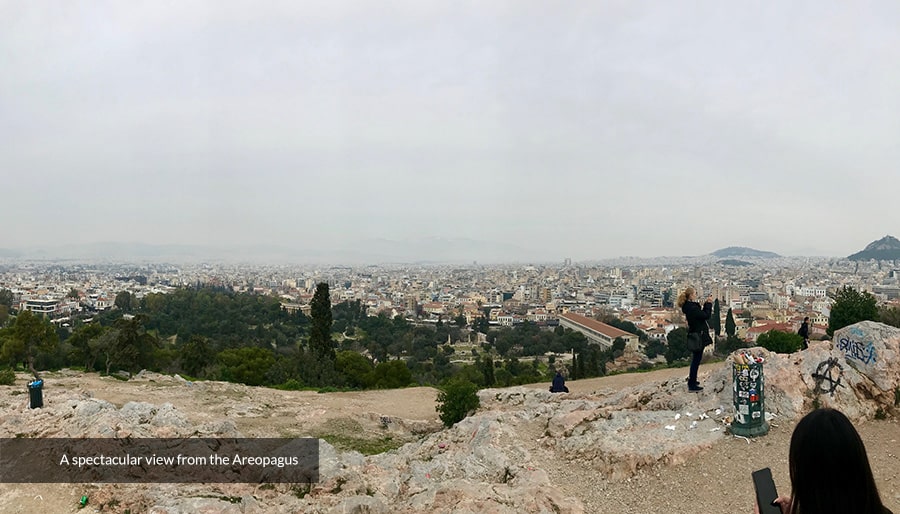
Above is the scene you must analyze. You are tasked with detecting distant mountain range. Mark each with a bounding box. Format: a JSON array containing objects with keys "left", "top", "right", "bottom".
[
  {"left": 847, "top": 235, "right": 900, "bottom": 261},
  {"left": 710, "top": 247, "right": 781, "bottom": 259},
  {"left": 3, "top": 238, "right": 897, "bottom": 264}
]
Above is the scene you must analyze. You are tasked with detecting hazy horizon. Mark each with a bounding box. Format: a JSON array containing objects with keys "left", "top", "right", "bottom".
[
  {"left": 0, "top": 237, "right": 890, "bottom": 265},
  {"left": 3, "top": 1, "right": 899, "bottom": 260}
]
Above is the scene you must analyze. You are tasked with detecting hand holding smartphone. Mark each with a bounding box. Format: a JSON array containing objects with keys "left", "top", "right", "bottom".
[{"left": 752, "top": 468, "right": 781, "bottom": 514}]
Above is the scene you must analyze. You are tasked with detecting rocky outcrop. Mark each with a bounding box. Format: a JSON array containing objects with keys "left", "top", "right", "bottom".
[
  {"left": 0, "top": 385, "right": 582, "bottom": 513},
  {"left": 1, "top": 321, "right": 896, "bottom": 513},
  {"left": 1, "top": 392, "right": 242, "bottom": 439},
  {"left": 721, "top": 321, "right": 900, "bottom": 422}
]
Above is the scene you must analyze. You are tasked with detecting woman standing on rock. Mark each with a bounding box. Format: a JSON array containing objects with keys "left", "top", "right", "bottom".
[{"left": 677, "top": 286, "right": 712, "bottom": 392}]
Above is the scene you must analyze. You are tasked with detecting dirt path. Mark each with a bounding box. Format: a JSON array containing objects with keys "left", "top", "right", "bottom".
[
  {"left": 523, "top": 361, "right": 722, "bottom": 393},
  {"left": 26, "top": 371, "right": 441, "bottom": 437}
]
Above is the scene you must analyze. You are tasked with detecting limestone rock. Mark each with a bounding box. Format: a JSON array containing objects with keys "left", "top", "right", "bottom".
[
  {"left": 328, "top": 495, "right": 389, "bottom": 514},
  {"left": 730, "top": 322, "right": 900, "bottom": 421},
  {"left": 833, "top": 321, "right": 900, "bottom": 394},
  {"left": 4, "top": 325, "right": 899, "bottom": 513}
]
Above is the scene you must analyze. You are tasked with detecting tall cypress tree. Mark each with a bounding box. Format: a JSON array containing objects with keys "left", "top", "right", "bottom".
[
  {"left": 309, "top": 283, "right": 335, "bottom": 360},
  {"left": 712, "top": 299, "right": 722, "bottom": 337},
  {"left": 480, "top": 354, "right": 495, "bottom": 386},
  {"left": 725, "top": 308, "right": 736, "bottom": 338}
]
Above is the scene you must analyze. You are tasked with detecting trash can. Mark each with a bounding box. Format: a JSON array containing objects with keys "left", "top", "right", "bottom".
[
  {"left": 731, "top": 355, "right": 768, "bottom": 437},
  {"left": 27, "top": 379, "right": 43, "bottom": 409}
]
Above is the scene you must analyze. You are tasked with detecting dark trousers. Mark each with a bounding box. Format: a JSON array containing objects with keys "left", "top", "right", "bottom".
[{"left": 688, "top": 349, "right": 703, "bottom": 385}]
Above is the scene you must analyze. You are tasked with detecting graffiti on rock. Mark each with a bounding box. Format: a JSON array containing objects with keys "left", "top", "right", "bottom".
[
  {"left": 836, "top": 333, "right": 877, "bottom": 365},
  {"left": 811, "top": 358, "right": 844, "bottom": 396}
]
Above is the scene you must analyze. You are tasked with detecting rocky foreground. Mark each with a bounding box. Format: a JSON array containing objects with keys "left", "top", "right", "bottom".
[{"left": 0, "top": 321, "right": 898, "bottom": 513}]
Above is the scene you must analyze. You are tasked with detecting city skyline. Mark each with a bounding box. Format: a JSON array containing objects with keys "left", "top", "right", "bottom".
[{"left": 3, "top": 2, "right": 899, "bottom": 260}]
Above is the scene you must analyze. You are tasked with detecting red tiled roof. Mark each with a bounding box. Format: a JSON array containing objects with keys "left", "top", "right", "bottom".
[
  {"left": 559, "top": 313, "right": 636, "bottom": 339},
  {"left": 747, "top": 323, "right": 793, "bottom": 334}
]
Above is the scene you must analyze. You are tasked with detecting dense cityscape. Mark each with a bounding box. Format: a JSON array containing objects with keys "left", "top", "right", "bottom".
[{"left": 3, "top": 251, "right": 899, "bottom": 351}]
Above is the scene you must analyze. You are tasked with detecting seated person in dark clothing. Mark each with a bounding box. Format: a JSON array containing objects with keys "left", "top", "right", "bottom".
[{"left": 549, "top": 371, "right": 569, "bottom": 393}]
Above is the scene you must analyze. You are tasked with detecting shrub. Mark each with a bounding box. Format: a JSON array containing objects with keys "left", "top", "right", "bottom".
[
  {"left": 274, "top": 379, "right": 304, "bottom": 390},
  {"left": 756, "top": 330, "right": 803, "bottom": 354},
  {"left": 436, "top": 379, "right": 479, "bottom": 427},
  {"left": 0, "top": 367, "right": 15, "bottom": 385}
]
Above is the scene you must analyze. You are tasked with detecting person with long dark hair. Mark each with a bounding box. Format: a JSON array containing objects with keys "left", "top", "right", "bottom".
[
  {"left": 757, "top": 408, "right": 893, "bottom": 514},
  {"left": 676, "top": 286, "right": 712, "bottom": 392}
]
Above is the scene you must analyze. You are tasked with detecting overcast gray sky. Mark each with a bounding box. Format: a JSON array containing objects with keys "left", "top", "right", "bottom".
[{"left": 2, "top": 1, "right": 899, "bottom": 261}]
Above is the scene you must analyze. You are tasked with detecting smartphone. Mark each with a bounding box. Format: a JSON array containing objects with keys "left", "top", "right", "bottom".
[{"left": 752, "top": 468, "right": 781, "bottom": 514}]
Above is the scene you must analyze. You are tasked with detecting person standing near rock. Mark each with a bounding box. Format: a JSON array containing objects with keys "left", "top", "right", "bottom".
[
  {"left": 798, "top": 317, "right": 810, "bottom": 350},
  {"left": 755, "top": 408, "right": 893, "bottom": 514},
  {"left": 677, "top": 287, "right": 712, "bottom": 392}
]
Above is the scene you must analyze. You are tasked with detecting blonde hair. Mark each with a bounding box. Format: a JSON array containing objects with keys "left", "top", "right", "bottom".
[{"left": 676, "top": 287, "right": 695, "bottom": 308}]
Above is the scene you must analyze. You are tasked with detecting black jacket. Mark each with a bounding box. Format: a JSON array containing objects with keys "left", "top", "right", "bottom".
[
  {"left": 682, "top": 300, "right": 712, "bottom": 334},
  {"left": 550, "top": 373, "right": 568, "bottom": 393},
  {"left": 798, "top": 322, "right": 809, "bottom": 338}
]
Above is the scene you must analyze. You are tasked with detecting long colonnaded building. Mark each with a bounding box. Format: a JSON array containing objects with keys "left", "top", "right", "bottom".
[{"left": 558, "top": 312, "right": 640, "bottom": 351}]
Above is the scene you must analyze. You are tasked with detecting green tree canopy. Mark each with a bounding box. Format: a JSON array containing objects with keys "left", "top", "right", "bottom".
[
  {"left": 112, "top": 316, "right": 159, "bottom": 373},
  {"left": 66, "top": 322, "right": 106, "bottom": 371},
  {"left": 138, "top": 287, "right": 306, "bottom": 349},
  {"left": 217, "top": 347, "right": 276, "bottom": 386},
  {"left": 335, "top": 350, "right": 375, "bottom": 388},
  {"left": 5, "top": 310, "right": 59, "bottom": 378},
  {"left": 0, "top": 289, "right": 13, "bottom": 309},
  {"left": 97, "top": 328, "right": 139, "bottom": 375},
  {"left": 371, "top": 359, "right": 412, "bottom": 389},
  {"left": 643, "top": 338, "right": 667, "bottom": 359},
  {"left": 114, "top": 291, "right": 135, "bottom": 312},
  {"left": 665, "top": 327, "right": 690, "bottom": 363},
  {"left": 179, "top": 335, "right": 214, "bottom": 377},
  {"left": 827, "top": 286, "right": 879, "bottom": 336},
  {"left": 756, "top": 330, "right": 803, "bottom": 354}
]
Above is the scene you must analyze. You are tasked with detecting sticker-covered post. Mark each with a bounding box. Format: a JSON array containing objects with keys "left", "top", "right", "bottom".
[{"left": 731, "top": 353, "right": 769, "bottom": 437}]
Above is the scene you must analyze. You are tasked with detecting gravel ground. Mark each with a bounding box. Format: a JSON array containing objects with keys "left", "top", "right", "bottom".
[{"left": 529, "top": 367, "right": 900, "bottom": 514}]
